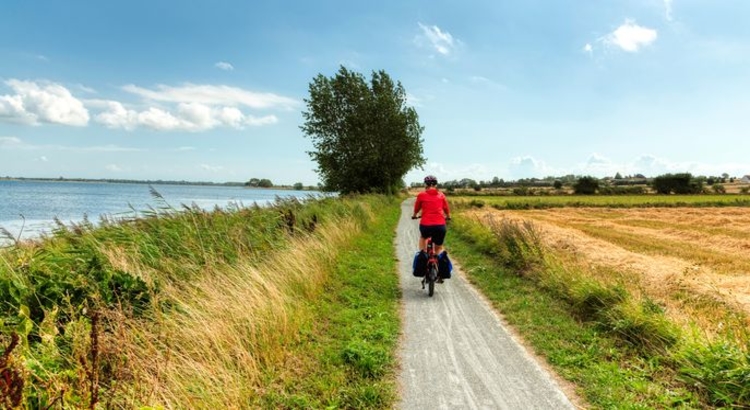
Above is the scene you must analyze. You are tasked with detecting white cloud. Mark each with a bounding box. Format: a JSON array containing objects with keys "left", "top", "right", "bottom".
[
  {"left": 406, "top": 93, "right": 423, "bottom": 107},
  {"left": 121, "top": 83, "right": 298, "bottom": 110},
  {"left": 177, "top": 146, "right": 196, "bottom": 151},
  {"left": 76, "top": 84, "right": 97, "bottom": 94},
  {"left": 412, "top": 162, "right": 494, "bottom": 183},
  {"left": 0, "top": 136, "right": 22, "bottom": 147},
  {"left": 576, "top": 153, "right": 618, "bottom": 175},
  {"left": 508, "top": 156, "right": 559, "bottom": 179},
  {"left": 338, "top": 60, "right": 361, "bottom": 70},
  {"left": 215, "top": 61, "right": 234, "bottom": 71},
  {"left": 604, "top": 20, "right": 658, "bottom": 52},
  {"left": 0, "top": 136, "right": 139, "bottom": 152},
  {"left": 93, "top": 99, "right": 277, "bottom": 131},
  {"left": 583, "top": 43, "right": 593, "bottom": 54},
  {"left": 80, "top": 145, "right": 140, "bottom": 152},
  {"left": 244, "top": 114, "right": 278, "bottom": 126},
  {"left": 0, "top": 80, "right": 90, "bottom": 126},
  {"left": 417, "top": 23, "right": 456, "bottom": 56},
  {"left": 106, "top": 164, "right": 122, "bottom": 172},
  {"left": 39, "top": 156, "right": 48, "bottom": 162},
  {"left": 574, "top": 154, "right": 749, "bottom": 178},
  {"left": 587, "top": 153, "right": 611, "bottom": 165},
  {"left": 664, "top": 0, "right": 674, "bottom": 21},
  {"left": 469, "top": 76, "right": 507, "bottom": 90},
  {"left": 94, "top": 100, "right": 139, "bottom": 130},
  {"left": 200, "top": 164, "right": 224, "bottom": 172}
]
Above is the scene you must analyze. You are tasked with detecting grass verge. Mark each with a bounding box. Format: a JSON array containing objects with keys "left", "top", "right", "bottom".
[{"left": 253, "top": 196, "right": 402, "bottom": 408}]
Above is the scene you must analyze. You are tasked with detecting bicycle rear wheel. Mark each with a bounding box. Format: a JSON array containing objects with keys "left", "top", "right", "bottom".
[{"left": 428, "top": 265, "right": 437, "bottom": 297}]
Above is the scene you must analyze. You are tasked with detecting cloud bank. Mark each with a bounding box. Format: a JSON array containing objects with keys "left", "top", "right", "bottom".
[{"left": 1, "top": 80, "right": 297, "bottom": 132}]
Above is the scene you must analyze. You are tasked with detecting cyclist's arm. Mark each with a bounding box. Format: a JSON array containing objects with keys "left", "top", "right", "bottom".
[
  {"left": 442, "top": 196, "right": 451, "bottom": 220},
  {"left": 413, "top": 196, "right": 423, "bottom": 219}
]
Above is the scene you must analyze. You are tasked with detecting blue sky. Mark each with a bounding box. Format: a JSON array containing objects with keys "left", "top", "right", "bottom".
[{"left": 1, "top": 0, "right": 748, "bottom": 185}]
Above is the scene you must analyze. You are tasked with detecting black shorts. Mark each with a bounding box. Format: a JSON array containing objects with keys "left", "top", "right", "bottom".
[{"left": 419, "top": 224, "right": 447, "bottom": 245}]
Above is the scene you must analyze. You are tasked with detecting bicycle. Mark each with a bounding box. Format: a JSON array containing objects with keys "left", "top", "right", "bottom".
[{"left": 412, "top": 215, "right": 442, "bottom": 297}]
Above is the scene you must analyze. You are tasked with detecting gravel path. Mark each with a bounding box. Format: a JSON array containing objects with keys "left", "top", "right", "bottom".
[{"left": 396, "top": 198, "right": 575, "bottom": 410}]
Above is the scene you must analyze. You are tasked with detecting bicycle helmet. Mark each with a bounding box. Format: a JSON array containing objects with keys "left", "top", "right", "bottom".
[{"left": 424, "top": 175, "right": 438, "bottom": 186}]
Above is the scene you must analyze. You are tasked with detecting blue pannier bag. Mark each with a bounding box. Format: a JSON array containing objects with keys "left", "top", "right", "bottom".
[
  {"left": 412, "top": 251, "right": 427, "bottom": 277},
  {"left": 438, "top": 252, "right": 452, "bottom": 279}
]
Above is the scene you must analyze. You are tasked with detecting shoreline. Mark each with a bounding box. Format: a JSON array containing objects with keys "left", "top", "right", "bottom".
[{"left": 0, "top": 177, "right": 315, "bottom": 190}]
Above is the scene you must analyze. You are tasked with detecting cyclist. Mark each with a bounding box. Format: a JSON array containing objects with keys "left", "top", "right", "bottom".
[{"left": 412, "top": 175, "right": 450, "bottom": 256}]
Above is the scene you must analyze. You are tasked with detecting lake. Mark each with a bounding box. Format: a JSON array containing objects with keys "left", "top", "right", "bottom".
[{"left": 0, "top": 180, "right": 317, "bottom": 242}]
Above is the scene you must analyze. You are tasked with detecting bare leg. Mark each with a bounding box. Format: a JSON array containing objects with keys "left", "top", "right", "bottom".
[{"left": 418, "top": 236, "right": 426, "bottom": 252}]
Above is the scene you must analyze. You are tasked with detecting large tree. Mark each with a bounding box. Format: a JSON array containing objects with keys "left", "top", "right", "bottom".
[{"left": 301, "top": 66, "right": 425, "bottom": 194}]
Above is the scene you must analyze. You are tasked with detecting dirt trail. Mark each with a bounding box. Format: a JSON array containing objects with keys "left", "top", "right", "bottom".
[{"left": 396, "top": 199, "right": 575, "bottom": 409}]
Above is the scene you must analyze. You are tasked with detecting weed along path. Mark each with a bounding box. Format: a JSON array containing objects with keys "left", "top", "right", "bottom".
[{"left": 395, "top": 199, "right": 574, "bottom": 409}]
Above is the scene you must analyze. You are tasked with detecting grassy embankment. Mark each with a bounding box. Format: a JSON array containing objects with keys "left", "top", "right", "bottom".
[
  {"left": 449, "top": 195, "right": 749, "bottom": 408},
  {"left": 0, "top": 193, "right": 402, "bottom": 408}
]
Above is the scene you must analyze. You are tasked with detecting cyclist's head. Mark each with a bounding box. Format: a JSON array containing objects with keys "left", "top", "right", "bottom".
[{"left": 424, "top": 175, "right": 438, "bottom": 187}]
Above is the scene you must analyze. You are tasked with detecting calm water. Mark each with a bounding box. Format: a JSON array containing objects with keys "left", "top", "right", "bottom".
[{"left": 0, "top": 180, "right": 315, "bottom": 242}]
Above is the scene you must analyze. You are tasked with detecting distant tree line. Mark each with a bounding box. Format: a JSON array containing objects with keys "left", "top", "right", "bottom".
[
  {"left": 245, "top": 178, "right": 274, "bottom": 188},
  {"left": 412, "top": 172, "right": 747, "bottom": 196}
]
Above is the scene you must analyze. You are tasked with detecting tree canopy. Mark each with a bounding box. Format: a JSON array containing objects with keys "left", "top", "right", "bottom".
[{"left": 301, "top": 66, "right": 425, "bottom": 194}]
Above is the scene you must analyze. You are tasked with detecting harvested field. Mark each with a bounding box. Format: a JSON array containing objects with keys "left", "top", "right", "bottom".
[{"left": 469, "top": 207, "right": 750, "bottom": 332}]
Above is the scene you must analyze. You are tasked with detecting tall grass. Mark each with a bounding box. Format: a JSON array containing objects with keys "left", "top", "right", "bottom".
[
  {"left": 117, "top": 219, "right": 358, "bottom": 407},
  {"left": 451, "top": 213, "right": 750, "bottom": 407},
  {"left": 0, "top": 194, "right": 388, "bottom": 408}
]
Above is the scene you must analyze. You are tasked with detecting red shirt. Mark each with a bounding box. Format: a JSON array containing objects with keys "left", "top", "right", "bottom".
[{"left": 414, "top": 188, "right": 450, "bottom": 226}]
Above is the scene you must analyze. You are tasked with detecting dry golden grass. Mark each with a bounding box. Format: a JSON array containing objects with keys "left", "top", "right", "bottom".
[
  {"left": 105, "top": 219, "right": 359, "bottom": 408},
  {"left": 469, "top": 207, "right": 750, "bottom": 336}
]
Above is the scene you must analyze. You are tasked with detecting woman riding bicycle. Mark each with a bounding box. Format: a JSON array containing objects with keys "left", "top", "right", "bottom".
[{"left": 412, "top": 175, "right": 450, "bottom": 256}]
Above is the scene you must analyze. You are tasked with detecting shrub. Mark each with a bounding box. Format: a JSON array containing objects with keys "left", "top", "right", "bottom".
[
  {"left": 652, "top": 173, "right": 703, "bottom": 194},
  {"left": 573, "top": 176, "right": 599, "bottom": 195},
  {"left": 712, "top": 184, "right": 726, "bottom": 194},
  {"left": 598, "top": 186, "right": 647, "bottom": 195},
  {"left": 512, "top": 187, "right": 530, "bottom": 196},
  {"left": 468, "top": 199, "right": 485, "bottom": 208}
]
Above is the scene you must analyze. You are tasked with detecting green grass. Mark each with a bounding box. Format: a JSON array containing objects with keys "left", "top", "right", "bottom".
[
  {"left": 452, "top": 194, "right": 750, "bottom": 209},
  {"left": 254, "top": 197, "right": 402, "bottom": 408}
]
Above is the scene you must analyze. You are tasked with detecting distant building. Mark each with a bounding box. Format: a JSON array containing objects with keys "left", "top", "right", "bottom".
[{"left": 741, "top": 175, "right": 750, "bottom": 184}]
